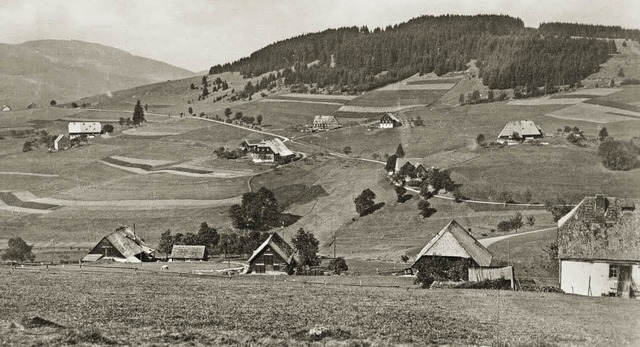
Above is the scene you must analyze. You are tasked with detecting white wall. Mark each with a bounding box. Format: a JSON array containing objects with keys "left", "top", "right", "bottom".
[{"left": 561, "top": 260, "right": 640, "bottom": 297}]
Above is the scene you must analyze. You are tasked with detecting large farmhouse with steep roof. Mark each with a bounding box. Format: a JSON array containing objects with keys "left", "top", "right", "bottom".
[
  {"left": 312, "top": 115, "right": 340, "bottom": 131},
  {"left": 557, "top": 193, "right": 639, "bottom": 298},
  {"left": 245, "top": 232, "right": 296, "bottom": 275},
  {"left": 380, "top": 113, "right": 401, "bottom": 129},
  {"left": 82, "top": 226, "right": 156, "bottom": 263},
  {"left": 497, "top": 120, "right": 543, "bottom": 142}
]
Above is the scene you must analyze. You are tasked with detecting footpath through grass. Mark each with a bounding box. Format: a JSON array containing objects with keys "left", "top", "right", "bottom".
[{"left": 1, "top": 269, "right": 638, "bottom": 346}]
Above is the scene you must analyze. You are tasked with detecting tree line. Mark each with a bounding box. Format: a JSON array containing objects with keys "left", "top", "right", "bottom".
[
  {"left": 209, "top": 14, "right": 615, "bottom": 93},
  {"left": 539, "top": 22, "right": 640, "bottom": 41}
]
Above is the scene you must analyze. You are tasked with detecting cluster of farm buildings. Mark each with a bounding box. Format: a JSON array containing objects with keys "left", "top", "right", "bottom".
[{"left": 80, "top": 192, "right": 639, "bottom": 298}]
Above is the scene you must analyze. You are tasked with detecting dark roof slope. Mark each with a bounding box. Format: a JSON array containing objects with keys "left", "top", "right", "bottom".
[
  {"left": 558, "top": 194, "right": 640, "bottom": 261},
  {"left": 248, "top": 232, "right": 296, "bottom": 264}
]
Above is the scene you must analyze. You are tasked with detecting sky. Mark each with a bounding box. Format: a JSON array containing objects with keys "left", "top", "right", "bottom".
[{"left": 0, "top": 0, "right": 637, "bottom": 72}]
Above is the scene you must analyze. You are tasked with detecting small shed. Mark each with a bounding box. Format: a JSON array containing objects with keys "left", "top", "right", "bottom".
[
  {"left": 498, "top": 120, "right": 543, "bottom": 141},
  {"left": 170, "top": 245, "right": 208, "bottom": 261},
  {"left": 380, "top": 113, "right": 401, "bottom": 129},
  {"left": 1, "top": 105, "right": 11, "bottom": 112},
  {"left": 245, "top": 232, "right": 296, "bottom": 275},
  {"left": 312, "top": 115, "right": 340, "bottom": 131},
  {"left": 411, "top": 220, "right": 493, "bottom": 278},
  {"left": 82, "top": 226, "right": 156, "bottom": 263},
  {"left": 557, "top": 194, "right": 640, "bottom": 298}
]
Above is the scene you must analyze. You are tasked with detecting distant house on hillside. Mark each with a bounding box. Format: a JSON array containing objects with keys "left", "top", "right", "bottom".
[
  {"left": 312, "top": 115, "right": 340, "bottom": 131},
  {"left": 557, "top": 193, "right": 639, "bottom": 298},
  {"left": 241, "top": 139, "right": 262, "bottom": 152},
  {"left": 68, "top": 122, "right": 102, "bottom": 139},
  {"left": 245, "top": 232, "right": 297, "bottom": 275},
  {"left": 380, "top": 113, "right": 401, "bottom": 129},
  {"left": 82, "top": 226, "right": 156, "bottom": 263},
  {"left": 52, "top": 134, "right": 71, "bottom": 151},
  {"left": 394, "top": 158, "right": 428, "bottom": 179},
  {"left": 1, "top": 105, "right": 11, "bottom": 112},
  {"left": 498, "top": 120, "right": 543, "bottom": 142},
  {"left": 411, "top": 220, "right": 493, "bottom": 278},
  {"left": 170, "top": 245, "right": 208, "bottom": 261},
  {"left": 246, "top": 138, "right": 295, "bottom": 164}
]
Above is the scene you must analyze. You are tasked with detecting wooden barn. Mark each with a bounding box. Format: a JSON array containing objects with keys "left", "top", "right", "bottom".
[
  {"left": 248, "top": 138, "right": 295, "bottom": 164},
  {"left": 312, "top": 115, "right": 340, "bottom": 131},
  {"left": 170, "top": 245, "right": 208, "bottom": 261},
  {"left": 380, "top": 113, "right": 401, "bottom": 129},
  {"left": 245, "top": 232, "right": 296, "bottom": 275},
  {"left": 411, "top": 220, "right": 493, "bottom": 279},
  {"left": 52, "top": 134, "right": 71, "bottom": 151},
  {"left": 82, "top": 226, "right": 156, "bottom": 263},
  {"left": 557, "top": 194, "right": 639, "bottom": 298},
  {"left": 497, "top": 120, "right": 543, "bottom": 142}
]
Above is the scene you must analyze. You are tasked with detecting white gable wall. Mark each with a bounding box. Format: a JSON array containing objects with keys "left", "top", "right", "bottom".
[
  {"left": 561, "top": 260, "right": 640, "bottom": 297},
  {"left": 424, "top": 231, "right": 471, "bottom": 259}
]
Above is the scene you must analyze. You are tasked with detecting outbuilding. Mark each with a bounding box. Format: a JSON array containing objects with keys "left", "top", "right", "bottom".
[
  {"left": 245, "top": 232, "right": 296, "bottom": 275},
  {"left": 82, "top": 226, "right": 156, "bottom": 263},
  {"left": 411, "top": 220, "right": 493, "bottom": 278},
  {"left": 557, "top": 194, "right": 639, "bottom": 298},
  {"left": 1, "top": 105, "right": 11, "bottom": 112}
]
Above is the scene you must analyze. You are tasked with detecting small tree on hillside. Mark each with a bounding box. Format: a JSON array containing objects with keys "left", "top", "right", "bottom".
[
  {"left": 510, "top": 212, "right": 524, "bottom": 232},
  {"left": 385, "top": 154, "right": 397, "bottom": 172},
  {"left": 256, "top": 114, "right": 263, "bottom": 125},
  {"left": 459, "top": 93, "right": 465, "bottom": 104},
  {"left": 292, "top": 228, "right": 320, "bottom": 270},
  {"left": 118, "top": 117, "right": 125, "bottom": 129},
  {"left": 598, "top": 127, "right": 609, "bottom": 142},
  {"left": 224, "top": 108, "right": 232, "bottom": 118},
  {"left": 202, "top": 85, "right": 209, "bottom": 98},
  {"left": 50, "top": 100, "right": 57, "bottom": 106},
  {"left": 526, "top": 215, "right": 536, "bottom": 227},
  {"left": 476, "top": 134, "right": 485, "bottom": 145},
  {"left": 132, "top": 100, "right": 145, "bottom": 124},
  {"left": 418, "top": 199, "right": 435, "bottom": 218},
  {"left": 328, "top": 257, "right": 349, "bottom": 274},
  {"left": 2, "top": 237, "right": 35, "bottom": 263},
  {"left": 354, "top": 189, "right": 376, "bottom": 216},
  {"left": 395, "top": 186, "right": 407, "bottom": 203},
  {"left": 395, "top": 144, "right": 405, "bottom": 158}
]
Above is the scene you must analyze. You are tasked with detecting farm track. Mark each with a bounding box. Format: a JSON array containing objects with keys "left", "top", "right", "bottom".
[
  {"left": 0, "top": 172, "right": 59, "bottom": 177},
  {"left": 478, "top": 227, "right": 557, "bottom": 247}
]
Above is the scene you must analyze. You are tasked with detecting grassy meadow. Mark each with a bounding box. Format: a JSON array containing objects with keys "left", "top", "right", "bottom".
[{"left": 1, "top": 269, "right": 639, "bottom": 346}]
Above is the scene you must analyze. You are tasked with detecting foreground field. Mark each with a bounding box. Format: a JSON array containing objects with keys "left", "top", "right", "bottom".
[{"left": 1, "top": 270, "right": 638, "bottom": 346}]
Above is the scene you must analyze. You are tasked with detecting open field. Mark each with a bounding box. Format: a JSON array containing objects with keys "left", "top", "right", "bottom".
[
  {"left": 582, "top": 39, "right": 640, "bottom": 88},
  {"left": 345, "top": 90, "right": 446, "bottom": 107},
  {"left": 2, "top": 270, "right": 638, "bottom": 346},
  {"left": 546, "top": 102, "right": 640, "bottom": 123}
]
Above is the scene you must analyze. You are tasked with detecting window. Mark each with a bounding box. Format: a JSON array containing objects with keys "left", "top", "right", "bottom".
[{"left": 609, "top": 265, "right": 619, "bottom": 278}]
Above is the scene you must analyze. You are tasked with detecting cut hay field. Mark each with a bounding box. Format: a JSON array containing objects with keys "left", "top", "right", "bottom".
[
  {"left": 2, "top": 270, "right": 638, "bottom": 346},
  {"left": 546, "top": 102, "right": 640, "bottom": 123},
  {"left": 345, "top": 89, "right": 446, "bottom": 107}
]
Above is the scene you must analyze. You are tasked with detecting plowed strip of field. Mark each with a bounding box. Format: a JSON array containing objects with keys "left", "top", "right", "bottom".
[
  {"left": 508, "top": 97, "right": 589, "bottom": 106},
  {"left": 378, "top": 83, "right": 455, "bottom": 91},
  {"left": 0, "top": 172, "right": 59, "bottom": 177},
  {"left": 546, "top": 103, "right": 640, "bottom": 123},
  {"left": 110, "top": 156, "right": 174, "bottom": 167},
  {"left": 259, "top": 99, "right": 343, "bottom": 106},
  {"left": 337, "top": 105, "right": 425, "bottom": 113}
]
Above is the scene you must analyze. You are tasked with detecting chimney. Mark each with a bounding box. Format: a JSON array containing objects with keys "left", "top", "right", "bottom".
[{"left": 594, "top": 193, "right": 607, "bottom": 219}]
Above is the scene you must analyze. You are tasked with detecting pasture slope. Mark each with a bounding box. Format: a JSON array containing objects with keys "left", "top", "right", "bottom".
[{"left": 1, "top": 269, "right": 639, "bottom": 346}]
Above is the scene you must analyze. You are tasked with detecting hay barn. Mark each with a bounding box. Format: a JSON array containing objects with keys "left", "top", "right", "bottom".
[
  {"left": 68, "top": 122, "right": 102, "bottom": 139},
  {"left": 245, "top": 232, "right": 296, "bottom": 275},
  {"left": 557, "top": 194, "right": 639, "bottom": 298},
  {"left": 82, "top": 226, "right": 156, "bottom": 263},
  {"left": 411, "top": 220, "right": 493, "bottom": 279}
]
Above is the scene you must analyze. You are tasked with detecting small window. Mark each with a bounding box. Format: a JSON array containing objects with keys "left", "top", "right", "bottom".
[{"left": 609, "top": 265, "right": 619, "bottom": 278}]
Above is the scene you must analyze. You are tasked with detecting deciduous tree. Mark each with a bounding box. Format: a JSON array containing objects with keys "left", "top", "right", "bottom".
[{"left": 2, "top": 237, "right": 35, "bottom": 262}]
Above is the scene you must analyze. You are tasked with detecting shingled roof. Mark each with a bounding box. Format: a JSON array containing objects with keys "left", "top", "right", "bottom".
[
  {"left": 259, "top": 138, "right": 294, "bottom": 157},
  {"left": 83, "top": 226, "right": 156, "bottom": 263},
  {"left": 558, "top": 194, "right": 640, "bottom": 261},
  {"left": 247, "top": 232, "right": 296, "bottom": 265},
  {"left": 412, "top": 220, "right": 493, "bottom": 267},
  {"left": 170, "top": 245, "right": 207, "bottom": 260},
  {"left": 498, "top": 120, "right": 543, "bottom": 139}
]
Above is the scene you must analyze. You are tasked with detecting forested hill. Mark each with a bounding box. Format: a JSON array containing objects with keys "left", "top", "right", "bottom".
[
  {"left": 539, "top": 22, "right": 640, "bottom": 41},
  {"left": 208, "top": 14, "right": 621, "bottom": 93}
]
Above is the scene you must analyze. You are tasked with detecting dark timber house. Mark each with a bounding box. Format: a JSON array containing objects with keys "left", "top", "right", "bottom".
[
  {"left": 82, "top": 227, "right": 156, "bottom": 263},
  {"left": 411, "top": 220, "right": 493, "bottom": 279},
  {"left": 245, "top": 232, "right": 296, "bottom": 275},
  {"left": 557, "top": 193, "right": 639, "bottom": 298},
  {"left": 170, "top": 245, "right": 208, "bottom": 261},
  {"left": 380, "top": 113, "right": 401, "bottom": 129}
]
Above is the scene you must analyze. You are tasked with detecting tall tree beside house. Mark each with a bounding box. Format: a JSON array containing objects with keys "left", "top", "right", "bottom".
[
  {"left": 228, "top": 187, "right": 280, "bottom": 230},
  {"left": 132, "top": 100, "right": 145, "bottom": 124},
  {"left": 354, "top": 188, "right": 377, "bottom": 216},
  {"left": 256, "top": 114, "right": 263, "bottom": 125},
  {"left": 197, "top": 222, "right": 220, "bottom": 252},
  {"left": 1, "top": 237, "right": 35, "bottom": 263},
  {"left": 158, "top": 230, "right": 174, "bottom": 255},
  {"left": 291, "top": 228, "right": 320, "bottom": 269},
  {"left": 395, "top": 144, "right": 405, "bottom": 158}
]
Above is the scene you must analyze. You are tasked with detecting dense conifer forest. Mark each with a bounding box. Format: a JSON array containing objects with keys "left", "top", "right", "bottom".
[
  {"left": 209, "top": 15, "right": 625, "bottom": 92},
  {"left": 539, "top": 22, "right": 640, "bottom": 41}
]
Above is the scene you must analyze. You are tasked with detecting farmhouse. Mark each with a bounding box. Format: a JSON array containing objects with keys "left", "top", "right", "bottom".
[
  {"left": 1, "top": 105, "right": 10, "bottom": 112},
  {"left": 82, "top": 226, "right": 156, "bottom": 263},
  {"left": 245, "top": 232, "right": 296, "bottom": 275},
  {"left": 557, "top": 193, "right": 640, "bottom": 298},
  {"left": 497, "top": 120, "right": 543, "bottom": 142},
  {"left": 411, "top": 220, "right": 493, "bottom": 278},
  {"left": 312, "top": 115, "right": 340, "bottom": 131},
  {"left": 241, "top": 139, "right": 262, "bottom": 152},
  {"left": 68, "top": 122, "right": 101, "bottom": 139},
  {"left": 169, "top": 245, "right": 208, "bottom": 261},
  {"left": 394, "top": 158, "right": 428, "bottom": 179},
  {"left": 380, "top": 113, "right": 401, "bottom": 129},
  {"left": 248, "top": 138, "right": 295, "bottom": 164}
]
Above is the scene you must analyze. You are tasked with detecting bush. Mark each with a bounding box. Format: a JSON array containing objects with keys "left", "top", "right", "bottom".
[
  {"left": 414, "top": 257, "right": 471, "bottom": 288},
  {"left": 2, "top": 237, "right": 35, "bottom": 262},
  {"left": 102, "top": 124, "right": 114, "bottom": 133},
  {"left": 598, "top": 138, "right": 640, "bottom": 170},
  {"left": 22, "top": 141, "right": 33, "bottom": 152},
  {"left": 328, "top": 257, "right": 349, "bottom": 274}
]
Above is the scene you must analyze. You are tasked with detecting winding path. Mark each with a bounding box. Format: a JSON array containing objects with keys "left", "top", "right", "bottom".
[{"left": 478, "top": 227, "right": 556, "bottom": 247}]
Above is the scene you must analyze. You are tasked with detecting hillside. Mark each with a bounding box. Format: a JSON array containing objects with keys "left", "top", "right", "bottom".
[{"left": 0, "top": 40, "right": 194, "bottom": 109}]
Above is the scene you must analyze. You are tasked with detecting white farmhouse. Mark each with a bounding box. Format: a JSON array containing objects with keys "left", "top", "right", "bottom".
[
  {"left": 379, "top": 113, "right": 401, "bottom": 129},
  {"left": 557, "top": 194, "right": 639, "bottom": 298},
  {"left": 68, "top": 122, "right": 101, "bottom": 139}
]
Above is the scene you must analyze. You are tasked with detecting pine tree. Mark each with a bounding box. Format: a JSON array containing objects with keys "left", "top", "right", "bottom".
[
  {"left": 395, "top": 144, "right": 405, "bottom": 158},
  {"left": 132, "top": 100, "right": 145, "bottom": 124}
]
